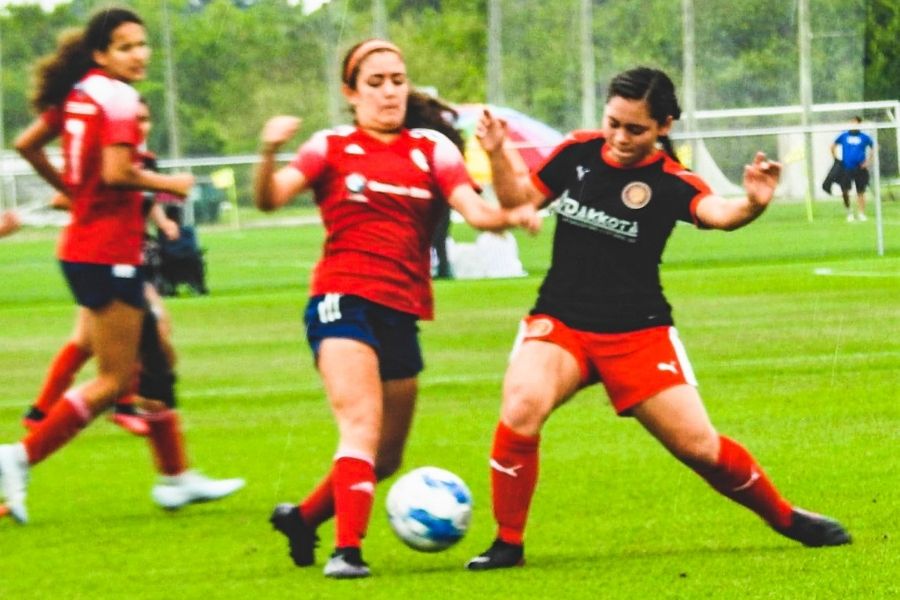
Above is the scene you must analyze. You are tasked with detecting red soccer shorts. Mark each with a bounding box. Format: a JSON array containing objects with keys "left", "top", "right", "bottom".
[{"left": 514, "top": 315, "right": 698, "bottom": 415}]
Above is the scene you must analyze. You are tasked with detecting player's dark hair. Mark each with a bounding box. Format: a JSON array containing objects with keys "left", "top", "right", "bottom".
[
  {"left": 608, "top": 67, "right": 682, "bottom": 163},
  {"left": 31, "top": 7, "right": 144, "bottom": 112},
  {"left": 404, "top": 91, "right": 465, "bottom": 153}
]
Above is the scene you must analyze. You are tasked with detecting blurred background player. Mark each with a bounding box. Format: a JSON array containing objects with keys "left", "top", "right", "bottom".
[
  {"left": 465, "top": 66, "right": 851, "bottom": 571},
  {"left": 22, "top": 98, "right": 179, "bottom": 436},
  {"left": 831, "top": 116, "right": 874, "bottom": 222},
  {"left": 402, "top": 92, "right": 466, "bottom": 280},
  {"left": 255, "top": 39, "right": 539, "bottom": 578},
  {"left": 0, "top": 7, "right": 243, "bottom": 524}
]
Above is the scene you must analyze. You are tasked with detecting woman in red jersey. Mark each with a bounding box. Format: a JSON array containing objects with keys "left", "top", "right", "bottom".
[
  {"left": 0, "top": 8, "right": 242, "bottom": 524},
  {"left": 464, "top": 67, "right": 851, "bottom": 570},
  {"left": 256, "top": 39, "right": 540, "bottom": 579},
  {"left": 21, "top": 99, "right": 179, "bottom": 437}
]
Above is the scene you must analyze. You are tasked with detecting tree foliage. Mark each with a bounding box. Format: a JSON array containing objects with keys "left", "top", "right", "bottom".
[{"left": 0, "top": 0, "right": 894, "bottom": 159}]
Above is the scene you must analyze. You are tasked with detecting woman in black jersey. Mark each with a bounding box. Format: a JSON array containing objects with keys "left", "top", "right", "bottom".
[{"left": 465, "top": 67, "right": 851, "bottom": 571}]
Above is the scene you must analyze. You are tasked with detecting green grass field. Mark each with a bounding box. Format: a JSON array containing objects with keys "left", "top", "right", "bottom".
[{"left": 0, "top": 200, "right": 898, "bottom": 599}]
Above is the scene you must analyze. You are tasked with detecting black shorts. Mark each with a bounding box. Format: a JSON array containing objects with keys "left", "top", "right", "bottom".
[
  {"left": 839, "top": 167, "right": 869, "bottom": 193},
  {"left": 304, "top": 293, "right": 423, "bottom": 381},
  {"left": 60, "top": 261, "right": 145, "bottom": 309}
]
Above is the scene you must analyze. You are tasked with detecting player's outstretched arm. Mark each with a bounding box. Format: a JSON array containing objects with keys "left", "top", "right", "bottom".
[
  {"left": 102, "top": 145, "right": 194, "bottom": 197},
  {"left": 447, "top": 184, "right": 541, "bottom": 234},
  {"left": 476, "top": 109, "right": 545, "bottom": 209},
  {"left": 254, "top": 116, "right": 308, "bottom": 212},
  {"left": 696, "top": 152, "right": 781, "bottom": 231}
]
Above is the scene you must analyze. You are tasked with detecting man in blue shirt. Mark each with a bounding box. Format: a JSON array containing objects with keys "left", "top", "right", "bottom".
[{"left": 831, "top": 116, "right": 874, "bottom": 222}]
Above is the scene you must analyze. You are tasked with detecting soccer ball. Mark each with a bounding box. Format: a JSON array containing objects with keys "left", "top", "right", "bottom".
[{"left": 386, "top": 466, "right": 473, "bottom": 552}]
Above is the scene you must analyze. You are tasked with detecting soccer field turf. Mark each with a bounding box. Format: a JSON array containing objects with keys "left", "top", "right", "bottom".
[{"left": 0, "top": 202, "right": 897, "bottom": 599}]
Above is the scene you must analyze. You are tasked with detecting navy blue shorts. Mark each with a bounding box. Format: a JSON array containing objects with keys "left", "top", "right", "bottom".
[
  {"left": 304, "top": 294, "right": 423, "bottom": 381},
  {"left": 61, "top": 261, "right": 146, "bottom": 309}
]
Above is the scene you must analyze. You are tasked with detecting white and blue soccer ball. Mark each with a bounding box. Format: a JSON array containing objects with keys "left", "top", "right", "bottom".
[{"left": 386, "top": 466, "right": 473, "bottom": 552}]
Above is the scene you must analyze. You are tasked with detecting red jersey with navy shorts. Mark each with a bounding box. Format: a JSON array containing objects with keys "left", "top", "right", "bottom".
[
  {"left": 532, "top": 131, "right": 712, "bottom": 333},
  {"left": 524, "top": 132, "right": 713, "bottom": 413},
  {"left": 290, "top": 126, "right": 475, "bottom": 319},
  {"left": 45, "top": 69, "right": 144, "bottom": 265}
]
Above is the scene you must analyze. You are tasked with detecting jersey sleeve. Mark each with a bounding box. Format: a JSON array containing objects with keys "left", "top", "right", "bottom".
[
  {"left": 658, "top": 155, "right": 712, "bottom": 225},
  {"left": 41, "top": 106, "right": 63, "bottom": 132},
  {"left": 427, "top": 131, "right": 477, "bottom": 200},
  {"left": 289, "top": 129, "right": 330, "bottom": 184},
  {"left": 98, "top": 83, "right": 142, "bottom": 148},
  {"left": 534, "top": 132, "right": 601, "bottom": 200}
]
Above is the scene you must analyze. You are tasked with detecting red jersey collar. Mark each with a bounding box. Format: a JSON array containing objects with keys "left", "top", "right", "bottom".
[
  {"left": 600, "top": 141, "right": 665, "bottom": 169},
  {"left": 353, "top": 125, "right": 409, "bottom": 148}
]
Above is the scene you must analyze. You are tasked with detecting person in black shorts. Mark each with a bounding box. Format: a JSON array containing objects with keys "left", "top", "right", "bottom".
[{"left": 465, "top": 66, "right": 851, "bottom": 571}]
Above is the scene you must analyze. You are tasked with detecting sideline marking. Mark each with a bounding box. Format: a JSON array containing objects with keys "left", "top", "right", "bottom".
[{"left": 813, "top": 267, "right": 900, "bottom": 278}]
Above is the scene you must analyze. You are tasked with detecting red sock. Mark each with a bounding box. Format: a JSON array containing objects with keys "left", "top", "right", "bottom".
[
  {"left": 299, "top": 473, "right": 335, "bottom": 528},
  {"left": 695, "top": 435, "right": 793, "bottom": 529},
  {"left": 491, "top": 421, "right": 540, "bottom": 545},
  {"left": 332, "top": 455, "right": 376, "bottom": 548},
  {"left": 146, "top": 410, "right": 188, "bottom": 475},
  {"left": 23, "top": 392, "right": 93, "bottom": 465},
  {"left": 33, "top": 343, "right": 91, "bottom": 413}
]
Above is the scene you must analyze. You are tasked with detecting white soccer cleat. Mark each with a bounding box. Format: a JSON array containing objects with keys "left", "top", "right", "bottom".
[
  {"left": 0, "top": 443, "right": 30, "bottom": 524},
  {"left": 856, "top": 213, "right": 867, "bottom": 222},
  {"left": 323, "top": 548, "right": 370, "bottom": 579},
  {"left": 151, "top": 470, "right": 245, "bottom": 510}
]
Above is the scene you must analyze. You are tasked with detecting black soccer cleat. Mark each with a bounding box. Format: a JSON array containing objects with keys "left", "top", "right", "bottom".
[
  {"left": 270, "top": 503, "right": 319, "bottom": 566},
  {"left": 22, "top": 406, "right": 46, "bottom": 431},
  {"left": 466, "top": 538, "right": 525, "bottom": 571},
  {"left": 775, "top": 508, "right": 852, "bottom": 547}
]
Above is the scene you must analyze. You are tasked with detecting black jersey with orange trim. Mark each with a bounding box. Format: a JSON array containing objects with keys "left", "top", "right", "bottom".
[{"left": 531, "top": 131, "right": 712, "bottom": 333}]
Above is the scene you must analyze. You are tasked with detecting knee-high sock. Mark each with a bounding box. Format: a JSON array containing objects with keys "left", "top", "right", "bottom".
[
  {"left": 694, "top": 435, "right": 793, "bottom": 529},
  {"left": 33, "top": 343, "right": 91, "bottom": 413},
  {"left": 332, "top": 455, "right": 376, "bottom": 549},
  {"left": 491, "top": 421, "right": 540, "bottom": 545},
  {"left": 23, "top": 392, "right": 93, "bottom": 465},
  {"left": 146, "top": 410, "right": 188, "bottom": 476},
  {"left": 299, "top": 473, "right": 335, "bottom": 528},
  {"left": 299, "top": 460, "right": 402, "bottom": 528}
]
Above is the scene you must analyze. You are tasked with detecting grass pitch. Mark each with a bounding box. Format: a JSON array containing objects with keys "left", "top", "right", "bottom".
[{"left": 0, "top": 200, "right": 898, "bottom": 599}]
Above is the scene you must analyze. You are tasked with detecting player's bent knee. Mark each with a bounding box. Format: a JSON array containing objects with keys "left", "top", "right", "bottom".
[
  {"left": 501, "top": 392, "right": 550, "bottom": 435},
  {"left": 670, "top": 431, "right": 720, "bottom": 468}
]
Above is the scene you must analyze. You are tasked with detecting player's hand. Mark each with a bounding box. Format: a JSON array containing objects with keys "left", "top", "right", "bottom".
[
  {"left": 506, "top": 202, "right": 542, "bottom": 235},
  {"left": 475, "top": 109, "right": 508, "bottom": 154},
  {"left": 744, "top": 152, "right": 781, "bottom": 207},
  {"left": 159, "top": 217, "right": 180, "bottom": 241},
  {"left": 49, "top": 193, "right": 72, "bottom": 210},
  {"left": 261, "top": 116, "right": 302, "bottom": 152},
  {"left": 168, "top": 173, "right": 195, "bottom": 198}
]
